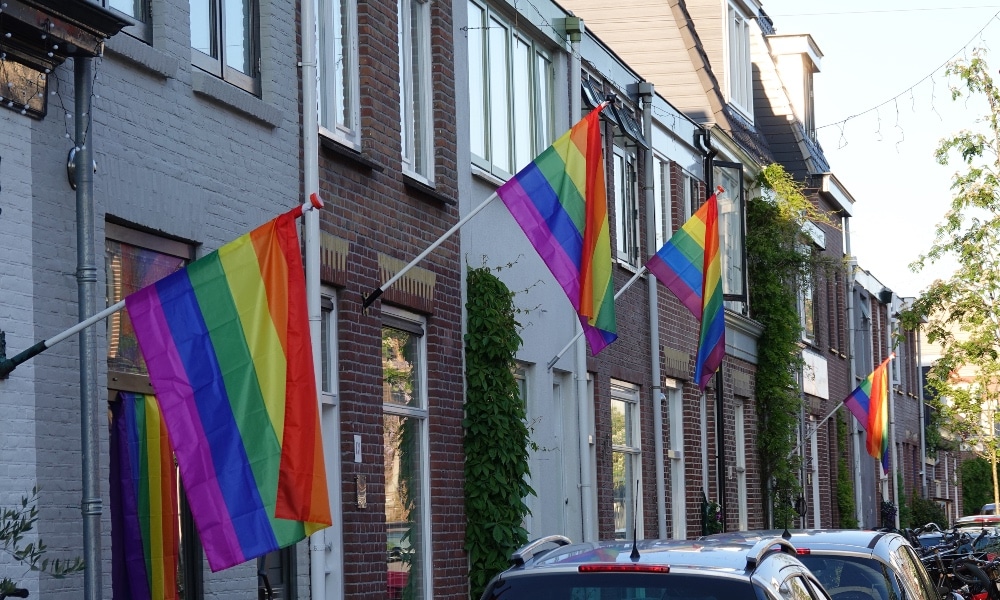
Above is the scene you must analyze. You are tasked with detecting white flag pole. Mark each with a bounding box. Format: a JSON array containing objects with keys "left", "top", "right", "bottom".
[
  {"left": 362, "top": 192, "right": 499, "bottom": 310},
  {"left": 546, "top": 266, "right": 647, "bottom": 370}
]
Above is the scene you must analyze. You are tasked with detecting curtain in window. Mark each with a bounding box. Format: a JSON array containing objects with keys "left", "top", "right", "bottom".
[{"left": 110, "top": 392, "right": 180, "bottom": 600}]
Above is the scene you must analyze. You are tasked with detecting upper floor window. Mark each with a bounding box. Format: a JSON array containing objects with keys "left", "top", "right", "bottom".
[
  {"left": 614, "top": 144, "right": 640, "bottom": 267},
  {"left": 652, "top": 154, "right": 672, "bottom": 251},
  {"left": 468, "top": 0, "right": 552, "bottom": 178},
  {"left": 714, "top": 162, "right": 747, "bottom": 309},
  {"left": 682, "top": 172, "right": 700, "bottom": 221},
  {"left": 190, "top": 0, "right": 260, "bottom": 94},
  {"left": 318, "top": 0, "right": 361, "bottom": 146},
  {"left": 727, "top": 2, "right": 753, "bottom": 117},
  {"left": 105, "top": 0, "right": 151, "bottom": 41},
  {"left": 798, "top": 259, "right": 816, "bottom": 344},
  {"left": 399, "top": 0, "right": 434, "bottom": 180}
]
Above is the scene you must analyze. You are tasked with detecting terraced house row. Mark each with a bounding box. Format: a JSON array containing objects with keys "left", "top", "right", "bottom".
[{"left": 0, "top": 0, "right": 961, "bottom": 598}]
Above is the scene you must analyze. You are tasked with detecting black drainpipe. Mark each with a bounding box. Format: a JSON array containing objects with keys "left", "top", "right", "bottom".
[{"left": 695, "top": 127, "right": 726, "bottom": 531}]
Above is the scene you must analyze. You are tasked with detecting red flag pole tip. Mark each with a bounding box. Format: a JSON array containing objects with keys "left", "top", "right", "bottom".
[
  {"left": 302, "top": 193, "right": 324, "bottom": 213},
  {"left": 716, "top": 185, "right": 725, "bottom": 194}
]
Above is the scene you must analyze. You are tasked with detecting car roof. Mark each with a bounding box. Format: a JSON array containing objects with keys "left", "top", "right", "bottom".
[
  {"left": 703, "top": 529, "right": 905, "bottom": 558},
  {"left": 956, "top": 514, "right": 1000, "bottom": 527}
]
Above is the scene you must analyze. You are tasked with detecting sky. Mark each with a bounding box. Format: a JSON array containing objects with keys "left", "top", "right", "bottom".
[{"left": 760, "top": 1, "right": 1000, "bottom": 298}]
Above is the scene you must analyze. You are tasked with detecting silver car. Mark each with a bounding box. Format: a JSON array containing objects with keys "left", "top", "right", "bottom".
[
  {"left": 480, "top": 534, "right": 834, "bottom": 599},
  {"left": 703, "top": 530, "right": 947, "bottom": 600}
]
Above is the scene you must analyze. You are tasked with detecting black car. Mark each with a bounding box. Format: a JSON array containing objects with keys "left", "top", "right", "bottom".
[{"left": 481, "top": 534, "right": 834, "bottom": 599}]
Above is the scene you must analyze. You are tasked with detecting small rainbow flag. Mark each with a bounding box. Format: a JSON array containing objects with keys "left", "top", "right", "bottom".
[
  {"left": 844, "top": 355, "right": 893, "bottom": 471},
  {"left": 646, "top": 192, "right": 725, "bottom": 389},
  {"left": 110, "top": 392, "right": 179, "bottom": 600},
  {"left": 497, "top": 104, "right": 617, "bottom": 354},
  {"left": 125, "top": 205, "right": 332, "bottom": 572}
]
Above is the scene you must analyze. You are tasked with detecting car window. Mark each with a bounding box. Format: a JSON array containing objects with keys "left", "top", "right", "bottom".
[
  {"left": 894, "top": 545, "right": 939, "bottom": 600},
  {"left": 481, "top": 572, "right": 765, "bottom": 600},
  {"left": 795, "top": 555, "right": 899, "bottom": 600},
  {"left": 778, "top": 575, "right": 820, "bottom": 600}
]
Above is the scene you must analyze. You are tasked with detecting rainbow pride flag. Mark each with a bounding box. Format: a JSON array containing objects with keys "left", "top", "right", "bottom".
[
  {"left": 844, "top": 355, "right": 893, "bottom": 471},
  {"left": 646, "top": 193, "right": 725, "bottom": 388},
  {"left": 125, "top": 205, "right": 332, "bottom": 572},
  {"left": 110, "top": 392, "right": 179, "bottom": 600},
  {"left": 497, "top": 104, "right": 617, "bottom": 354}
]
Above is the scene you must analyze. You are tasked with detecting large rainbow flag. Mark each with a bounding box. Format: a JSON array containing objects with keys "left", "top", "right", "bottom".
[
  {"left": 844, "top": 355, "right": 893, "bottom": 471},
  {"left": 125, "top": 205, "right": 332, "bottom": 572},
  {"left": 496, "top": 104, "right": 617, "bottom": 354},
  {"left": 645, "top": 193, "right": 725, "bottom": 389},
  {"left": 110, "top": 392, "right": 178, "bottom": 600}
]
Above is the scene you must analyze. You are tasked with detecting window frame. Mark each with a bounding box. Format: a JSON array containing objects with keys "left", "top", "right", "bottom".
[
  {"left": 613, "top": 143, "right": 640, "bottom": 267},
  {"left": 467, "top": 0, "right": 553, "bottom": 178},
  {"left": 666, "top": 379, "right": 686, "bottom": 539},
  {"left": 652, "top": 153, "right": 672, "bottom": 251},
  {"left": 399, "top": 0, "right": 434, "bottom": 181},
  {"left": 713, "top": 161, "right": 748, "bottom": 309},
  {"left": 318, "top": 0, "right": 361, "bottom": 147},
  {"left": 104, "top": 0, "right": 152, "bottom": 42},
  {"left": 610, "top": 381, "right": 643, "bottom": 541},
  {"left": 382, "top": 307, "right": 433, "bottom": 600},
  {"left": 726, "top": 1, "right": 753, "bottom": 119},
  {"left": 190, "top": 0, "right": 261, "bottom": 94}
]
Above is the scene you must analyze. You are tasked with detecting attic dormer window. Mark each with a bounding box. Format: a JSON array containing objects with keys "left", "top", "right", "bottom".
[{"left": 727, "top": 2, "right": 753, "bottom": 118}]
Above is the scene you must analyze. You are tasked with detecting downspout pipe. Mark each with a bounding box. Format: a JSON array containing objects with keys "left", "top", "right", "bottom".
[
  {"left": 75, "top": 55, "right": 103, "bottom": 600},
  {"left": 886, "top": 301, "right": 900, "bottom": 529},
  {"left": 917, "top": 325, "right": 927, "bottom": 499},
  {"left": 638, "top": 82, "right": 666, "bottom": 538},
  {"left": 300, "top": 0, "right": 339, "bottom": 596},
  {"left": 566, "top": 17, "right": 595, "bottom": 542},
  {"left": 695, "top": 127, "right": 726, "bottom": 528}
]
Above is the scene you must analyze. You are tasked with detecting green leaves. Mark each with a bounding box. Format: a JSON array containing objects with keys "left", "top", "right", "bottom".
[
  {"left": 464, "top": 266, "right": 534, "bottom": 600},
  {"left": 1, "top": 486, "right": 84, "bottom": 588}
]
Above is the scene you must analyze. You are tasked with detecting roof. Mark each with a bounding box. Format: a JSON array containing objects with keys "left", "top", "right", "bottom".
[{"left": 704, "top": 529, "right": 896, "bottom": 556}]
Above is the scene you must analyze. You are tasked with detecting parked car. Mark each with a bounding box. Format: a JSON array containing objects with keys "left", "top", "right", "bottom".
[
  {"left": 480, "top": 534, "right": 834, "bottom": 599},
  {"left": 703, "top": 530, "right": 950, "bottom": 600}
]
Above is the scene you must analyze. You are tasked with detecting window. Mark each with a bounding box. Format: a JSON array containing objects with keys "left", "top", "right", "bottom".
[
  {"left": 683, "top": 172, "right": 700, "bottom": 220},
  {"left": 318, "top": 0, "right": 360, "bottom": 145},
  {"left": 105, "top": 0, "right": 151, "bottom": 41},
  {"left": 383, "top": 308, "right": 432, "bottom": 600},
  {"left": 611, "top": 381, "right": 642, "bottom": 540},
  {"left": 727, "top": 2, "right": 752, "bottom": 117},
  {"left": 798, "top": 260, "right": 816, "bottom": 343},
  {"left": 652, "top": 154, "right": 672, "bottom": 251},
  {"left": 468, "top": 0, "right": 553, "bottom": 177},
  {"left": 190, "top": 0, "right": 260, "bottom": 93},
  {"left": 613, "top": 145, "right": 639, "bottom": 266},
  {"left": 735, "top": 399, "right": 748, "bottom": 531},
  {"left": 399, "top": 0, "right": 434, "bottom": 180},
  {"left": 714, "top": 162, "right": 747, "bottom": 308}
]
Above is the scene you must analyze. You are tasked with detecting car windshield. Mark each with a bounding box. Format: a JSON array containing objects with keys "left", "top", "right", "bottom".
[
  {"left": 795, "top": 555, "right": 901, "bottom": 600},
  {"left": 481, "top": 572, "right": 766, "bottom": 600}
]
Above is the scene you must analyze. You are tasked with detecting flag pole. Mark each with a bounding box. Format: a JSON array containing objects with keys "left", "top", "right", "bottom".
[
  {"left": 0, "top": 199, "right": 324, "bottom": 380},
  {"left": 546, "top": 266, "right": 647, "bottom": 370},
  {"left": 362, "top": 192, "right": 499, "bottom": 310}
]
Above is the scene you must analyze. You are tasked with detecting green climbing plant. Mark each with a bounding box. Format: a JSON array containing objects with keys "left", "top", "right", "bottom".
[
  {"left": 464, "top": 266, "right": 534, "bottom": 600},
  {"left": 747, "top": 163, "right": 838, "bottom": 528}
]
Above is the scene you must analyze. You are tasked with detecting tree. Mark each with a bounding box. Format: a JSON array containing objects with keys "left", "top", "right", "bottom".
[
  {"left": 902, "top": 47, "right": 1000, "bottom": 521},
  {"left": 1, "top": 487, "right": 84, "bottom": 595}
]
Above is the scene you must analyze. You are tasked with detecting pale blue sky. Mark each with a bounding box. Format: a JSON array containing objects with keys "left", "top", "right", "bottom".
[{"left": 761, "top": 1, "right": 1000, "bottom": 297}]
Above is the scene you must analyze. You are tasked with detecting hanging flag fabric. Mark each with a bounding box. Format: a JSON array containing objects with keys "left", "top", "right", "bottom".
[
  {"left": 110, "top": 392, "right": 179, "bottom": 600},
  {"left": 646, "top": 193, "right": 725, "bottom": 388},
  {"left": 844, "top": 355, "right": 893, "bottom": 471},
  {"left": 496, "top": 104, "right": 617, "bottom": 354},
  {"left": 125, "top": 205, "right": 332, "bottom": 572}
]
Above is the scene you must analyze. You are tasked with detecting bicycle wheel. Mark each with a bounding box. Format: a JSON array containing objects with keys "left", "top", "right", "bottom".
[{"left": 953, "top": 560, "right": 1000, "bottom": 600}]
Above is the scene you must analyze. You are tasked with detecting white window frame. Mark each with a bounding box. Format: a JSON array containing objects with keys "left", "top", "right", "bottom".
[
  {"left": 190, "top": 0, "right": 259, "bottom": 94},
  {"left": 726, "top": 2, "right": 753, "bottom": 119},
  {"left": 735, "top": 398, "right": 748, "bottom": 531},
  {"left": 381, "top": 306, "right": 433, "bottom": 600},
  {"left": 318, "top": 0, "right": 361, "bottom": 147},
  {"left": 399, "top": 0, "right": 434, "bottom": 181},
  {"left": 611, "top": 381, "right": 642, "bottom": 540},
  {"left": 613, "top": 144, "right": 640, "bottom": 267},
  {"left": 715, "top": 166, "right": 746, "bottom": 311},
  {"left": 318, "top": 289, "right": 344, "bottom": 597},
  {"left": 652, "top": 153, "right": 672, "bottom": 251},
  {"left": 666, "top": 379, "right": 686, "bottom": 539},
  {"left": 683, "top": 172, "right": 699, "bottom": 221},
  {"left": 467, "top": 0, "right": 553, "bottom": 178}
]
